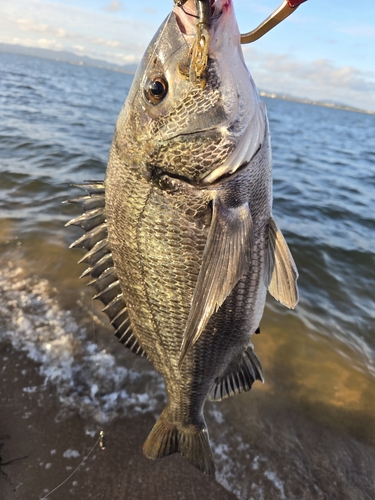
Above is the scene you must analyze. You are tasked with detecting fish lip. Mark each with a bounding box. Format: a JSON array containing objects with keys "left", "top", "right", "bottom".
[
  {"left": 174, "top": 0, "right": 223, "bottom": 36},
  {"left": 149, "top": 165, "right": 198, "bottom": 188}
]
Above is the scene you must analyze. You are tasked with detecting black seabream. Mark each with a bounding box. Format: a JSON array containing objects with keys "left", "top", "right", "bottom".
[{"left": 67, "top": 0, "right": 298, "bottom": 475}]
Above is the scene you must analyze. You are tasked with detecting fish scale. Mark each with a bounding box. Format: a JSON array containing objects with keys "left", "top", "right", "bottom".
[
  {"left": 149, "top": 63, "right": 222, "bottom": 138},
  {"left": 137, "top": 188, "right": 209, "bottom": 363},
  {"left": 150, "top": 132, "right": 236, "bottom": 181},
  {"left": 68, "top": 0, "right": 298, "bottom": 475},
  {"left": 106, "top": 122, "right": 275, "bottom": 475}
]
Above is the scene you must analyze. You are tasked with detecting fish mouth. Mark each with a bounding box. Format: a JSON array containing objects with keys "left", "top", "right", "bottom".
[
  {"left": 173, "top": 1, "right": 225, "bottom": 88},
  {"left": 149, "top": 141, "right": 261, "bottom": 190},
  {"left": 150, "top": 154, "right": 258, "bottom": 191},
  {"left": 149, "top": 165, "right": 197, "bottom": 189},
  {"left": 162, "top": 126, "right": 223, "bottom": 144},
  {"left": 174, "top": 0, "right": 222, "bottom": 36}
]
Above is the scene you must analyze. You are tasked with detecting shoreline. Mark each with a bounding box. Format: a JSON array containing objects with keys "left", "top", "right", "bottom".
[
  {"left": 0, "top": 340, "right": 237, "bottom": 500},
  {"left": 1, "top": 48, "right": 374, "bottom": 116}
]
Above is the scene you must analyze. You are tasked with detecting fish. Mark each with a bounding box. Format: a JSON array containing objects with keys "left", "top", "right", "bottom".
[{"left": 67, "top": 0, "right": 298, "bottom": 475}]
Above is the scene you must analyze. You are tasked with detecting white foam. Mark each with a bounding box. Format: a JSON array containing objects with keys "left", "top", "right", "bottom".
[
  {"left": 264, "top": 470, "right": 286, "bottom": 499},
  {"left": 0, "top": 262, "right": 284, "bottom": 500},
  {"left": 23, "top": 386, "right": 38, "bottom": 393},
  {"left": 208, "top": 407, "right": 287, "bottom": 500},
  {"left": 0, "top": 263, "right": 166, "bottom": 424},
  {"left": 63, "top": 449, "right": 80, "bottom": 459}
]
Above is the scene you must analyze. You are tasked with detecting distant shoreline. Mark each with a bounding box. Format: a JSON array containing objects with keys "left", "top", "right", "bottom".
[
  {"left": 259, "top": 91, "right": 375, "bottom": 116},
  {"left": 0, "top": 42, "right": 137, "bottom": 75},
  {"left": 1, "top": 43, "right": 374, "bottom": 116}
]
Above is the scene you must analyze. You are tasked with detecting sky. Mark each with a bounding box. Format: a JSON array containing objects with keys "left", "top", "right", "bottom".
[{"left": 1, "top": 0, "right": 375, "bottom": 111}]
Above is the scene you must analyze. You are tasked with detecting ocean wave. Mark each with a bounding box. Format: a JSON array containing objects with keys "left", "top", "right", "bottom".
[
  {"left": 0, "top": 261, "right": 298, "bottom": 500},
  {"left": 0, "top": 263, "right": 166, "bottom": 423}
]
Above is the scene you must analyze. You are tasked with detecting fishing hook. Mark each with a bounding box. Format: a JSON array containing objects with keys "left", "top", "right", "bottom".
[
  {"left": 189, "top": 0, "right": 211, "bottom": 88},
  {"left": 175, "top": 0, "right": 199, "bottom": 18},
  {"left": 174, "top": 0, "right": 307, "bottom": 84},
  {"left": 240, "top": 0, "right": 307, "bottom": 44},
  {"left": 174, "top": 0, "right": 212, "bottom": 88}
]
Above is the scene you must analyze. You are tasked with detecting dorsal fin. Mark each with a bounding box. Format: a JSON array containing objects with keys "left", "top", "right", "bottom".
[
  {"left": 66, "top": 181, "right": 147, "bottom": 358},
  {"left": 208, "top": 343, "right": 264, "bottom": 402}
]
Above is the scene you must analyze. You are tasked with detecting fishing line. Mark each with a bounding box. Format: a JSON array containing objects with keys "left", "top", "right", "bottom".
[
  {"left": 40, "top": 431, "right": 105, "bottom": 499},
  {"left": 176, "top": 3, "right": 221, "bottom": 21},
  {"left": 41, "top": 289, "right": 106, "bottom": 498},
  {"left": 90, "top": 291, "right": 98, "bottom": 361},
  {"left": 90, "top": 284, "right": 106, "bottom": 425}
]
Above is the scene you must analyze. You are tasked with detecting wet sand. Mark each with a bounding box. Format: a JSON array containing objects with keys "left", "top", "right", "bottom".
[
  {"left": 2, "top": 331, "right": 375, "bottom": 500},
  {"left": 0, "top": 341, "right": 237, "bottom": 500}
]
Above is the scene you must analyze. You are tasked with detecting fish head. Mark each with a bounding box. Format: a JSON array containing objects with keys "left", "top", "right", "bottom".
[{"left": 113, "top": 0, "right": 266, "bottom": 184}]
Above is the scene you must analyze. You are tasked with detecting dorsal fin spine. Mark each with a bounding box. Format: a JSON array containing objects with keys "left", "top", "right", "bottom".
[{"left": 67, "top": 181, "right": 147, "bottom": 359}]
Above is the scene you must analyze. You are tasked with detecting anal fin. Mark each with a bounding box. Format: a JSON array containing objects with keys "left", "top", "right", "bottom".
[
  {"left": 266, "top": 217, "right": 299, "bottom": 309},
  {"left": 209, "top": 344, "right": 264, "bottom": 402},
  {"left": 179, "top": 199, "right": 253, "bottom": 366}
]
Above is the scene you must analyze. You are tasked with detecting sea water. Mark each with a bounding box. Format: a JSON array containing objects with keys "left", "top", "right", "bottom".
[{"left": 1, "top": 52, "right": 374, "bottom": 499}]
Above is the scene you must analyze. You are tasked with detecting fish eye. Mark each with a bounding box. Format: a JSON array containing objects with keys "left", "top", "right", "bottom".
[{"left": 144, "top": 76, "right": 168, "bottom": 105}]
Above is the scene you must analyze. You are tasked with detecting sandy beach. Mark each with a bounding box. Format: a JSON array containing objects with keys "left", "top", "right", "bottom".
[{"left": 0, "top": 340, "right": 237, "bottom": 500}]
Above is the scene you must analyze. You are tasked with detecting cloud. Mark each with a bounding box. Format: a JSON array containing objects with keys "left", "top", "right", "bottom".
[
  {"left": 242, "top": 45, "right": 375, "bottom": 111},
  {"left": 104, "top": 0, "right": 122, "bottom": 12},
  {"left": 72, "top": 44, "right": 85, "bottom": 53},
  {"left": 16, "top": 18, "right": 69, "bottom": 38},
  {"left": 259, "top": 53, "right": 374, "bottom": 93},
  {"left": 90, "top": 37, "right": 123, "bottom": 48},
  {"left": 143, "top": 7, "right": 157, "bottom": 14},
  {"left": 0, "top": 0, "right": 156, "bottom": 67},
  {"left": 17, "top": 18, "right": 48, "bottom": 32},
  {"left": 1, "top": 0, "right": 374, "bottom": 111},
  {"left": 34, "top": 38, "right": 64, "bottom": 50},
  {"left": 117, "top": 53, "right": 137, "bottom": 63},
  {"left": 337, "top": 23, "right": 375, "bottom": 41}
]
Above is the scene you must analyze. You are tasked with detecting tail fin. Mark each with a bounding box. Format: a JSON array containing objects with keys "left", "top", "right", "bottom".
[{"left": 143, "top": 408, "right": 215, "bottom": 475}]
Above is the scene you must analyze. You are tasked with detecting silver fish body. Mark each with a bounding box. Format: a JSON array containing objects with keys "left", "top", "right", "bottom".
[{"left": 68, "top": 0, "right": 298, "bottom": 475}]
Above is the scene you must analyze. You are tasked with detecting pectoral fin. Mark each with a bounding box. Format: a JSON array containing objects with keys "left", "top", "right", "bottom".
[
  {"left": 179, "top": 199, "right": 253, "bottom": 367},
  {"left": 266, "top": 217, "right": 299, "bottom": 309}
]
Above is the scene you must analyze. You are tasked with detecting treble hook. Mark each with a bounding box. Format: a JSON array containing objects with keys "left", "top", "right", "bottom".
[
  {"left": 189, "top": 0, "right": 211, "bottom": 88},
  {"left": 174, "top": 0, "right": 212, "bottom": 88},
  {"left": 241, "top": 0, "right": 307, "bottom": 44}
]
